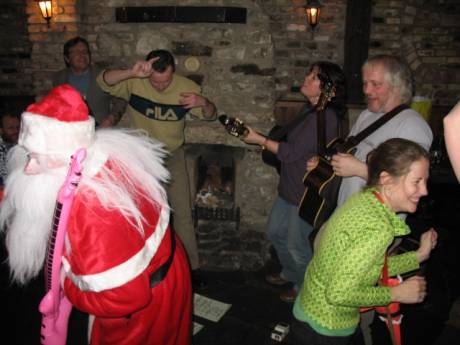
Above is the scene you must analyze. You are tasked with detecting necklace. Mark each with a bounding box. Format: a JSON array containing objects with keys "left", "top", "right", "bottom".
[{"left": 373, "top": 190, "right": 385, "bottom": 205}]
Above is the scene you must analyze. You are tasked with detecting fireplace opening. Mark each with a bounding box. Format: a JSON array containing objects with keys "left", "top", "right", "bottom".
[
  {"left": 185, "top": 144, "right": 270, "bottom": 271},
  {"left": 195, "top": 156, "right": 234, "bottom": 208},
  {"left": 185, "top": 144, "right": 244, "bottom": 229}
]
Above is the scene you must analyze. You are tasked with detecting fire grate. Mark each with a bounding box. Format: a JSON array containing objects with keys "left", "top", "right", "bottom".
[{"left": 193, "top": 205, "right": 240, "bottom": 230}]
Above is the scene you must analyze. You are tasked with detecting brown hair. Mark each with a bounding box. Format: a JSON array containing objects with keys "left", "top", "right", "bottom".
[
  {"left": 63, "top": 36, "right": 91, "bottom": 67},
  {"left": 310, "top": 61, "right": 347, "bottom": 118},
  {"left": 366, "top": 138, "right": 429, "bottom": 187}
]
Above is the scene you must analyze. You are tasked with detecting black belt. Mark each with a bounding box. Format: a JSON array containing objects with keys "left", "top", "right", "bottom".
[{"left": 150, "top": 228, "right": 176, "bottom": 287}]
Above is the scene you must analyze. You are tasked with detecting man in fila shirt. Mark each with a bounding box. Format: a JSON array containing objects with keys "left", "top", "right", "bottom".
[{"left": 98, "top": 50, "right": 216, "bottom": 286}]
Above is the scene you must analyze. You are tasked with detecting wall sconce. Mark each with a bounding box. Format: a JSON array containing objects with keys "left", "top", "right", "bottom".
[
  {"left": 35, "top": 0, "right": 53, "bottom": 27},
  {"left": 305, "top": 0, "right": 322, "bottom": 30}
]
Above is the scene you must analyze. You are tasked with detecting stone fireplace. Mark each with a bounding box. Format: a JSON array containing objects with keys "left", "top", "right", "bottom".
[
  {"left": 187, "top": 144, "right": 242, "bottom": 220},
  {"left": 182, "top": 127, "right": 278, "bottom": 269},
  {"left": 185, "top": 143, "right": 251, "bottom": 270},
  {"left": 64, "top": 0, "right": 281, "bottom": 270},
  {"left": 25, "top": 1, "right": 308, "bottom": 270}
]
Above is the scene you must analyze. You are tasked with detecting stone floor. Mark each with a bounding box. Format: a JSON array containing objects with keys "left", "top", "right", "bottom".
[
  {"left": 3, "top": 250, "right": 459, "bottom": 345},
  {"left": 2, "top": 179, "right": 460, "bottom": 344},
  {"left": 192, "top": 253, "right": 460, "bottom": 345}
]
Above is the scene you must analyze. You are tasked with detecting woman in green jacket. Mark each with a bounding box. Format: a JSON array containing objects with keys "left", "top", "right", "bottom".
[{"left": 290, "top": 138, "right": 438, "bottom": 345}]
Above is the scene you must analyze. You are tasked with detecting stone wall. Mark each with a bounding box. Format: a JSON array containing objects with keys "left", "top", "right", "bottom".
[
  {"left": 261, "top": 0, "right": 347, "bottom": 99},
  {"left": 369, "top": 0, "right": 460, "bottom": 106},
  {"left": 0, "top": 0, "right": 33, "bottom": 98},
  {"left": 3, "top": 1, "right": 458, "bottom": 104}
]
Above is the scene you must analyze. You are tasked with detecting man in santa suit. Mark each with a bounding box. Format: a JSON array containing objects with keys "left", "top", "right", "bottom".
[{"left": 0, "top": 84, "right": 192, "bottom": 345}]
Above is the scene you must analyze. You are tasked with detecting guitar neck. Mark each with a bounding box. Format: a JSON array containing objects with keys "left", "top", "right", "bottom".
[
  {"left": 317, "top": 109, "right": 327, "bottom": 155},
  {"left": 315, "top": 79, "right": 334, "bottom": 155},
  {"left": 44, "top": 203, "right": 64, "bottom": 292}
]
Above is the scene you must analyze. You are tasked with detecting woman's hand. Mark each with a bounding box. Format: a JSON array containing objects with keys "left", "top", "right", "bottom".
[
  {"left": 390, "top": 275, "right": 427, "bottom": 304},
  {"left": 240, "top": 126, "right": 265, "bottom": 146},
  {"left": 416, "top": 228, "right": 438, "bottom": 263}
]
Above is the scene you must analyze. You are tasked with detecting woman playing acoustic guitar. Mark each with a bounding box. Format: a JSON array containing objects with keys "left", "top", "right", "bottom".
[{"left": 240, "top": 61, "right": 347, "bottom": 302}]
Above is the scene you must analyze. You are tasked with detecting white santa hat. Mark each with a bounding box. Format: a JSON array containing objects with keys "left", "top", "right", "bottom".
[{"left": 18, "top": 84, "right": 95, "bottom": 157}]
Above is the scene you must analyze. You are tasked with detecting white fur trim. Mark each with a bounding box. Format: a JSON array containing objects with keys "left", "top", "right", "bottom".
[
  {"left": 62, "top": 206, "right": 170, "bottom": 292},
  {"left": 19, "top": 112, "right": 95, "bottom": 156},
  {"left": 82, "top": 149, "right": 108, "bottom": 179}
]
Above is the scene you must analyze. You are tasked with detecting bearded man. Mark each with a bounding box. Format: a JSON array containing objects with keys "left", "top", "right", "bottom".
[{"left": 0, "top": 84, "right": 192, "bottom": 345}]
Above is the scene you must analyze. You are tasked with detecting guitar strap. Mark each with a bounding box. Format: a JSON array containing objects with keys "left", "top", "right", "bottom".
[
  {"left": 347, "top": 104, "right": 410, "bottom": 147},
  {"left": 378, "top": 254, "right": 401, "bottom": 345},
  {"left": 371, "top": 191, "right": 401, "bottom": 345},
  {"left": 269, "top": 104, "right": 315, "bottom": 140}
]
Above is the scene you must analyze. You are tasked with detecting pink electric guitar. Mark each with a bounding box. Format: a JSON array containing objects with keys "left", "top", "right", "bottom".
[{"left": 39, "top": 148, "right": 86, "bottom": 345}]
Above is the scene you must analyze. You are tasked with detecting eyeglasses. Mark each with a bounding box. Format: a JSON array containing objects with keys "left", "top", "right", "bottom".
[{"left": 68, "top": 49, "right": 89, "bottom": 57}]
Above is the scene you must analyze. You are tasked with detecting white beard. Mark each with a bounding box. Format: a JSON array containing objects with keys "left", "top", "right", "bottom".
[
  {"left": 0, "top": 147, "right": 67, "bottom": 285},
  {"left": 1, "top": 129, "right": 171, "bottom": 285}
]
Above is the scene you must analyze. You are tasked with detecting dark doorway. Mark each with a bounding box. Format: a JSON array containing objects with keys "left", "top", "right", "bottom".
[{"left": 343, "top": 0, "right": 372, "bottom": 104}]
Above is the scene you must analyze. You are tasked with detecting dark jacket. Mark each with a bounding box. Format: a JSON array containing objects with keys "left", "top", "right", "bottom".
[{"left": 53, "top": 65, "right": 126, "bottom": 125}]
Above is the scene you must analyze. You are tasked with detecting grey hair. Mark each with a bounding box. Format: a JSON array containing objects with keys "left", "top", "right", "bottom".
[{"left": 363, "top": 55, "right": 413, "bottom": 104}]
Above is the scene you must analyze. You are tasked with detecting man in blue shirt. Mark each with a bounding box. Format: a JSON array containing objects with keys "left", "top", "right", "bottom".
[{"left": 53, "top": 36, "right": 126, "bottom": 127}]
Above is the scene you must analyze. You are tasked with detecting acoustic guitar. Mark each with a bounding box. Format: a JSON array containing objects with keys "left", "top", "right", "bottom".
[
  {"left": 298, "top": 136, "right": 357, "bottom": 229},
  {"left": 298, "top": 103, "right": 410, "bottom": 229},
  {"left": 298, "top": 78, "right": 339, "bottom": 229}
]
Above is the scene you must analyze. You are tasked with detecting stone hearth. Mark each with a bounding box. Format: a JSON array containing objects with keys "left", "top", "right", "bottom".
[{"left": 185, "top": 143, "right": 272, "bottom": 270}]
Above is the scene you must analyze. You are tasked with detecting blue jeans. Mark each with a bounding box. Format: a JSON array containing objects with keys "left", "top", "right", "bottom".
[{"left": 267, "top": 196, "right": 313, "bottom": 289}]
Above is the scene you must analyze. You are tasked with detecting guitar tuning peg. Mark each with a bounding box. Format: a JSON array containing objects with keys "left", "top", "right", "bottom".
[{"left": 218, "top": 114, "right": 229, "bottom": 125}]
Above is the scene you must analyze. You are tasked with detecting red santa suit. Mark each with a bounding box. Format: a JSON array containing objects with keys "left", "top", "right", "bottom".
[
  {"left": 62, "top": 172, "right": 192, "bottom": 345},
  {"left": 8, "top": 84, "right": 192, "bottom": 345}
]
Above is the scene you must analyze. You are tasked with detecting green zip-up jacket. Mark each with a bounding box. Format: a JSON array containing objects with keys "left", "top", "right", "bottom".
[{"left": 294, "top": 188, "right": 420, "bottom": 336}]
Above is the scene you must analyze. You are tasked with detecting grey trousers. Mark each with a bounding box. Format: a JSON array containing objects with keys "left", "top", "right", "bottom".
[{"left": 165, "top": 147, "right": 200, "bottom": 270}]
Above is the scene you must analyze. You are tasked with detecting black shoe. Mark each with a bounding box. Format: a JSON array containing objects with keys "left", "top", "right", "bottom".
[
  {"left": 191, "top": 269, "right": 208, "bottom": 289},
  {"left": 280, "top": 288, "right": 297, "bottom": 303},
  {"left": 266, "top": 273, "right": 289, "bottom": 286}
]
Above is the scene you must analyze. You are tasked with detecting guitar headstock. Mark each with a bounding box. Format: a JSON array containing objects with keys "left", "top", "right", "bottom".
[
  {"left": 316, "top": 77, "right": 335, "bottom": 111},
  {"left": 218, "top": 115, "right": 248, "bottom": 137}
]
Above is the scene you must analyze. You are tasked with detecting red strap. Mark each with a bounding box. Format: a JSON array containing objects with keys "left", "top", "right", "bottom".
[
  {"left": 371, "top": 191, "right": 401, "bottom": 345},
  {"left": 382, "top": 253, "right": 389, "bottom": 285},
  {"left": 373, "top": 190, "right": 390, "bottom": 286}
]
